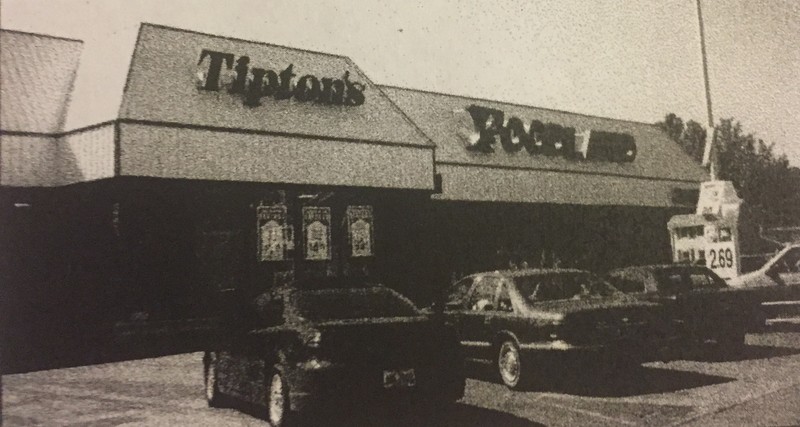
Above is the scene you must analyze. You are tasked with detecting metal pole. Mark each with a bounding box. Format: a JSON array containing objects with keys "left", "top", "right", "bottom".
[{"left": 697, "top": 0, "right": 716, "bottom": 178}]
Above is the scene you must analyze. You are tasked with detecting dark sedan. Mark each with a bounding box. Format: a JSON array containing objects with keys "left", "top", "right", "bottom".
[
  {"left": 204, "top": 278, "right": 465, "bottom": 426},
  {"left": 605, "top": 264, "right": 764, "bottom": 357},
  {"left": 442, "top": 269, "right": 676, "bottom": 390}
]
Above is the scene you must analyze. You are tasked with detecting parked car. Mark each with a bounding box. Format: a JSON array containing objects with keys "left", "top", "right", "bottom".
[
  {"left": 441, "top": 269, "right": 676, "bottom": 390},
  {"left": 728, "top": 244, "right": 800, "bottom": 325},
  {"left": 204, "top": 278, "right": 465, "bottom": 426},
  {"left": 605, "top": 264, "right": 763, "bottom": 357}
]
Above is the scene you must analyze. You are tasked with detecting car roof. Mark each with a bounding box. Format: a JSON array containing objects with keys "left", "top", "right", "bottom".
[
  {"left": 607, "top": 264, "right": 723, "bottom": 279},
  {"left": 471, "top": 268, "right": 589, "bottom": 278}
]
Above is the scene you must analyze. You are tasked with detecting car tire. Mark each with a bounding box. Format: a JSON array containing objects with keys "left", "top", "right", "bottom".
[
  {"left": 497, "top": 340, "right": 528, "bottom": 390},
  {"left": 266, "top": 370, "right": 292, "bottom": 427},
  {"left": 204, "top": 351, "right": 223, "bottom": 408}
]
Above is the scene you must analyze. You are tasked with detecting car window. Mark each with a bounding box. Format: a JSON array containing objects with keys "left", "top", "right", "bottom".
[
  {"left": 654, "top": 267, "right": 726, "bottom": 293},
  {"left": 605, "top": 270, "right": 647, "bottom": 293},
  {"left": 516, "top": 273, "right": 617, "bottom": 303},
  {"left": 446, "top": 277, "right": 474, "bottom": 306},
  {"left": 467, "top": 277, "right": 499, "bottom": 311},
  {"left": 496, "top": 281, "right": 514, "bottom": 313},
  {"left": 688, "top": 272, "right": 725, "bottom": 289}
]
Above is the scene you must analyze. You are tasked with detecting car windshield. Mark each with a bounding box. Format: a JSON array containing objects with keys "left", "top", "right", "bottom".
[
  {"left": 292, "top": 287, "right": 420, "bottom": 321},
  {"left": 513, "top": 273, "right": 619, "bottom": 303}
]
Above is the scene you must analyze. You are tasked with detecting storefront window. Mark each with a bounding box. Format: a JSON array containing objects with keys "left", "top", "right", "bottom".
[
  {"left": 257, "top": 204, "right": 289, "bottom": 261},
  {"left": 347, "top": 206, "right": 374, "bottom": 257},
  {"left": 303, "top": 207, "right": 331, "bottom": 260}
]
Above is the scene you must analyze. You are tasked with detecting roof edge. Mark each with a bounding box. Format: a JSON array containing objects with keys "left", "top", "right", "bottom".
[
  {"left": 139, "top": 22, "right": 349, "bottom": 60},
  {"left": 378, "top": 83, "right": 661, "bottom": 128},
  {"left": 345, "top": 61, "right": 436, "bottom": 148},
  {"left": 0, "top": 28, "right": 83, "bottom": 44}
]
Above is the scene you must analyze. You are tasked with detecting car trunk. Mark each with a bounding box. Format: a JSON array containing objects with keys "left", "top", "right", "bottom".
[{"left": 315, "top": 317, "right": 433, "bottom": 366}]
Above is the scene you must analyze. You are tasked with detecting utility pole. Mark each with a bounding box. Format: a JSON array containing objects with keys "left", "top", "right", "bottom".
[{"left": 696, "top": 0, "right": 716, "bottom": 179}]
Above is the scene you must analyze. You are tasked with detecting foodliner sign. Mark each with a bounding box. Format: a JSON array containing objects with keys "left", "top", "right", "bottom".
[
  {"left": 463, "top": 104, "right": 637, "bottom": 163},
  {"left": 196, "top": 49, "right": 366, "bottom": 108}
]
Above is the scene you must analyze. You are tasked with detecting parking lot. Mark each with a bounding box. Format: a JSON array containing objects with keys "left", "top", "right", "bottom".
[{"left": 3, "top": 329, "right": 800, "bottom": 426}]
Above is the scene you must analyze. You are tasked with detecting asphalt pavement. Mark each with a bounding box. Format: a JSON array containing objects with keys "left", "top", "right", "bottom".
[{"left": 3, "top": 330, "right": 800, "bottom": 426}]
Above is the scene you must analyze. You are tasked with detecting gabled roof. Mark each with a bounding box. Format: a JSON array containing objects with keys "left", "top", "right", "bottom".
[
  {"left": 118, "top": 23, "right": 432, "bottom": 147},
  {"left": 380, "top": 85, "right": 709, "bottom": 183},
  {"left": 0, "top": 29, "right": 83, "bottom": 133}
]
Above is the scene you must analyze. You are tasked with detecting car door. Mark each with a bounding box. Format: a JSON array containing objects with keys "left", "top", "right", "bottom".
[
  {"left": 460, "top": 275, "right": 503, "bottom": 362},
  {"left": 654, "top": 269, "right": 696, "bottom": 325},
  {"left": 443, "top": 276, "right": 477, "bottom": 356},
  {"left": 488, "top": 278, "right": 523, "bottom": 341}
]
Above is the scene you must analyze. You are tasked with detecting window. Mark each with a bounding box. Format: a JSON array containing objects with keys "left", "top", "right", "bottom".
[
  {"left": 606, "top": 270, "right": 647, "bottom": 293},
  {"left": 516, "top": 273, "right": 616, "bottom": 303},
  {"left": 446, "top": 277, "right": 474, "bottom": 307},
  {"left": 496, "top": 282, "right": 513, "bottom": 312},
  {"left": 467, "top": 277, "right": 500, "bottom": 311},
  {"left": 688, "top": 273, "right": 714, "bottom": 289}
]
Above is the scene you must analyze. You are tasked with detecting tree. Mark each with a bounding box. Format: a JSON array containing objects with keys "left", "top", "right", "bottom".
[
  {"left": 655, "top": 114, "right": 706, "bottom": 163},
  {"left": 657, "top": 114, "right": 800, "bottom": 251}
]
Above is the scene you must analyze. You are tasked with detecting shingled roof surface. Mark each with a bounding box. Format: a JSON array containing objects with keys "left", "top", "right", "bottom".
[{"left": 381, "top": 85, "right": 709, "bottom": 183}]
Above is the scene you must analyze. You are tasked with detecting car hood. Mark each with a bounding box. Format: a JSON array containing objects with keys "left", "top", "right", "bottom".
[{"left": 727, "top": 271, "right": 778, "bottom": 288}]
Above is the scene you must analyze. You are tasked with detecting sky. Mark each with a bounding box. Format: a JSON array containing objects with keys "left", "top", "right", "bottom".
[{"left": 2, "top": 0, "right": 798, "bottom": 165}]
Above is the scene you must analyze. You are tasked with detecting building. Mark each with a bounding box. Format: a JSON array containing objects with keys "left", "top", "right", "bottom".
[
  {"left": 0, "top": 23, "right": 707, "bottom": 370},
  {"left": 382, "top": 86, "right": 708, "bottom": 282}
]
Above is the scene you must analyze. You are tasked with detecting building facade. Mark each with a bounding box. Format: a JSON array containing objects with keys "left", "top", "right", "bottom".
[{"left": 0, "top": 23, "right": 707, "bottom": 371}]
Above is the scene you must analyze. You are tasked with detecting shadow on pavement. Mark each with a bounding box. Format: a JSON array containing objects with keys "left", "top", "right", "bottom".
[
  {"left": 681, "top": 343, "right": 800, "bottom": 363},
  {"left": 233, "top": 401, "right": 541, "bottom": 427},
  {"left": 465, "top": 360, "right": 733, "bottom": 398},
  {"left": 333, "top": 403, "right": 544, "bottom": 427}
]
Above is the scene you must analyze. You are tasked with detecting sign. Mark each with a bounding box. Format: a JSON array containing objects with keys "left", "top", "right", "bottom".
[
  {"left": 706, "top": 241, "right": 738, "bottom": 280},
  {"left": 257, "top": 205, "right": 289, "bottom": 261},
  {"left": 197, "top": 49, "right": 365, "bottom": 108},
  {"left": 459, "top": 105, "right": 636, "bottom": 163},
  {"left": 347, "top": 206, "right": 374, "bottom": 257},
  {"left": 696, "top": 180, "right": 742, "bottom": 220},
  {"left": 303, "top": 207, "right": 331, "bottom": 260}
]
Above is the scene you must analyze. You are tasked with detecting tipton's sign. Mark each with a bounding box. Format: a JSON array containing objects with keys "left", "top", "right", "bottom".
[
  {"left": 196, "top": 49, "right": 366, "bottom": 108},
  {"left": 461, "top": 105, "right": 637, "bottom": 162}
]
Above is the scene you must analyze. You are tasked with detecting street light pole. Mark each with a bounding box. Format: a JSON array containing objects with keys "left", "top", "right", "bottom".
[{"left": 696, "top": 0, "right": 716, "bottom": 179}]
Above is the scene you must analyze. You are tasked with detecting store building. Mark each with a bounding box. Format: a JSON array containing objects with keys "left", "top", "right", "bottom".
[
  {"left": 0, "top": 24, "right": 436, "bottom": 369},
  {"left": 1, "top": 23, "right": 708, "bottom": 369},
  {"left": 380, "top": 86, "right": 709, "bottom": 282}
]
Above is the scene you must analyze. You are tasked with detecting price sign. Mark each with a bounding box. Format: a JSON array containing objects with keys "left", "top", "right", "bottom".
[{"left": 706, "top": 242, "right": 738, "bottom": 280}]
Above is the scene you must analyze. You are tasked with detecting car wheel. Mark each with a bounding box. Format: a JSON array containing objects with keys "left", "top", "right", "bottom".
[
  {"left": 498, "top": 340, "right": 527, "bottom": 389},
  {"left": 266, "top": 371, "right": 291, "bottom": 427},
  {"left": 204, "top": 351, "right": 223, "bottom": 407}
]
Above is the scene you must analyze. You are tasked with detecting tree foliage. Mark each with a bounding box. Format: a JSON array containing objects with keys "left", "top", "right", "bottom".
[
  {"left": 656, "top": 113, "right": 706, "bottom": 163},
  {"left": 657, "top": 114, "right": 800, "bottom": 246}
]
